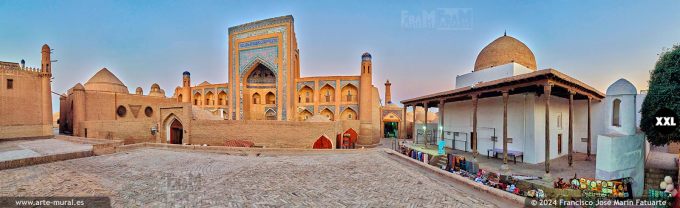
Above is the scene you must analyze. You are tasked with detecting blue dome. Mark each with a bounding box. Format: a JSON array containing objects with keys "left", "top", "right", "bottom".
[
  {"left": 362, "top": 52, "right": 372, "bottom": 61},
  {"left": 183, "top": 71, "right": 191, "bottom": 76}
]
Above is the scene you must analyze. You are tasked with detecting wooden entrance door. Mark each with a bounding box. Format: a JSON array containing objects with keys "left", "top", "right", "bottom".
[
  {"left": 170, "top": 119, "right": 183, "bottom": 144},
  {"left": 313, "top": 136, "right": 332, "bottom": 149}
]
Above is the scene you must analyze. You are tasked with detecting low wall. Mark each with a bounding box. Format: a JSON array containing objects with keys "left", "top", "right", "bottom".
[
  {"left": 0, "top": 151, "right": 93, "bottom": 170},
  {"left": 81, "top": 120, "right": 156, "bottom": 144},
  {"left": 113, "top": 142, "right": 366, "bottom": 156},
  {"left": 56, "top": 135, "right": 124, "bottom": 155},
  {"left": 0, "top": 124, "right": 53, "bottom": 140},
  {"left": 190, "top": 120, "right": 357, "bottom": 148}
]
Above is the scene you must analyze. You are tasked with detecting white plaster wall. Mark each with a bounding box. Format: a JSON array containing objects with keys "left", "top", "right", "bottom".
[
  {"left": 442, "top": 93, "right": 536, "bottom": 162},
  {"left": 531, "top": 94, "right": 578, "bottom": 164},
  {"left": 604, "top": 94, "right": 637, "bottom": 136},
  {"left": 571, "top": 99, "right": 605, "bottom": 155},
  {"left": 454, "top": 63, "right": 534, "bottom": 88}
]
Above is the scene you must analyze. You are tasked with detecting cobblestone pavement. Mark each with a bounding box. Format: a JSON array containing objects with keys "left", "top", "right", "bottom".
[
  {"left": 0, "top": 139, "right": 92, "bottom": 162},
  {"left": 0, "top": 148, "right": 506, "bottom": 207}
]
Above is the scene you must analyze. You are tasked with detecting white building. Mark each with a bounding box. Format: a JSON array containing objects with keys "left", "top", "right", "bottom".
[{"left": 401, "top": 34, "right": 645, "bottom": 176}]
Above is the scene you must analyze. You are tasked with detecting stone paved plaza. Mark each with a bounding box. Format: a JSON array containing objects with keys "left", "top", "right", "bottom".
[
  {"left": 0, "top": 148, "right": 511, "bottom": 207},
  {"left": 0, "top": 139, "right": 92, "bottom": 162}
]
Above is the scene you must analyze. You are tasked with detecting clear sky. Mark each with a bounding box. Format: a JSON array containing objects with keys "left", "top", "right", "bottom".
[{"left": 1, "top": 0, "right": 679, "bottom": 113}]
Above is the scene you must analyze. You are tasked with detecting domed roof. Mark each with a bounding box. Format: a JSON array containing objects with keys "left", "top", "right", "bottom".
[
  {"left": 362, "top": 52, "right": 372, "bottom": 61},
  {"left": 606, "top": 78, "right": 637, "bottom": 95},
  {"left": 183, "top": 71, "right": 191, "bottom": 76},
  {"left": 135, "top": 87, "right": 143, "bottom": 95},
  {"left": 151, "top": 83, "right": 160, "bottom": 91},
  {"left": 474, "top": 35, "right": 537, "bottom": 71},
  {"left": 73, "top": 83, "right": 85, "bottom": 90},
  {"left": 84, "top": 68, "right": 129, "bottom": 93}
]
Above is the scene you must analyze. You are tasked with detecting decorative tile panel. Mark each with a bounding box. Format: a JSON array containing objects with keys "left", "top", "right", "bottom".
[
  {"left": 239, "top": 37, "right": 278, "bottom": 49},
  {"left": 340, "top": 105, "right": 359, "bottom": 113},
  {"left": 319, "top": 80, "right": 336, "bottom": 89},
  {"left": 318, "top": 105, "right": 335, "bottom": 113},
  {"left": 340, "top": 80, "right": 360, "bottom": 89},
  {"left": 382, "top": 109, "right": 403, "bottom": 118},
  {"left": 239, "top": 46, "right": 278, "bottom": 77},
  {"left": 297, "top": 81, "right": 314, "bottom": 91}
]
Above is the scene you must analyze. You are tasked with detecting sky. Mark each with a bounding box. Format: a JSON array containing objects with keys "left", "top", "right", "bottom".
[{"left": 1, "top": 0, "right": 679, "bottom": 113}]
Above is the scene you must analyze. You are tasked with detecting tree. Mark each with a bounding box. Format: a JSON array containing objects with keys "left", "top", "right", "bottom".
[{"left": 641, "top": 44, "right": 680, "bottom": 145}]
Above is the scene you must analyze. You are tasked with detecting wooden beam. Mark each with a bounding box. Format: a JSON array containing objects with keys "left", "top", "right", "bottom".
[
  {"left": 439, "top": 99, "right": 445, "bottom": 145},
  {"left": 544, "top": 83, "right": 552, "bottom": 174},
  {"left": 424, "top": 102, "right": 428, "bottom": 146},
  {"left": 587, "top": 96, "right": 592, "bottom": 161},
  {"left": 502, "top": 90, "right": 509, "bottom": 166},
  {"left": 472, "top": 94, "right": 479, "bottom": 159},
  {"left": 568, "top": 90, "right": 575, "bottom": 167}
]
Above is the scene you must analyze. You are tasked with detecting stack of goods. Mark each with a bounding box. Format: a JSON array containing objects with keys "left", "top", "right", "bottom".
[
  {"left": 562, "top": 176, "right": 634, "bottom": 198},
  {"left": 404, "top": 148, "right": 432, "bottom": 164},
  {"left": 525, "top": 189, "right": 545, "bottom": 198}
]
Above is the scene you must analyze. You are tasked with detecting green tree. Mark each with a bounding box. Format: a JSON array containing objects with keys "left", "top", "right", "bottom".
[{"left": 641, "top": 44, "right": 680, "bottom": 145}]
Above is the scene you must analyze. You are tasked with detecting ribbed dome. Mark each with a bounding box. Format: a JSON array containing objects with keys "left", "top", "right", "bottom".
[
  {"left": 474, "top": 35, "right": 536, "bottom": 71},
  {"left": 84, "top": 68, "right": 129, "bottom": 93},
  {"left": 606, "top": 78, "right": 637, "bottom": 95}
]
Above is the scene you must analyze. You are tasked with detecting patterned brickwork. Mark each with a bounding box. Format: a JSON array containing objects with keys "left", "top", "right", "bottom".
[{"left": 0, "top": 148, "right": 500, "bottom": 207}]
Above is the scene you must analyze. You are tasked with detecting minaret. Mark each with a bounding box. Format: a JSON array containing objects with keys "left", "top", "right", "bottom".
[
  {"left": 40, "top": 44, "right": 53, "bottom": 135},
  {"left": 358, "top": 52, "right": 374, "bottom": 146},
  {"left": 384, "top": 80, "right": 392, "bottom": 104},
  {"left": 182, "top": 71, "right": 191, "bottom": 103}
]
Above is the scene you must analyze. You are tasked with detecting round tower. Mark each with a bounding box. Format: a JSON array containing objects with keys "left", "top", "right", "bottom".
[
  {"left": 384, "top": 80, "right": 392, "bottom": 104},
  {"left": 40, "top": 44, "right": 53, "bottom": 135},
  {"left": 182, "top": 71, "right": 191, "bottom": 103},
  {"left": 358, "top": 52, "right": 375, "bottom": 146}
]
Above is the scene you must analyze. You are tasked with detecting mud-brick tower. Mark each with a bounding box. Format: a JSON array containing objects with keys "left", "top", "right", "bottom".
[
  {"left": 358, "top": 52, "right": 374, "bottom": 146},
  {"left": 40, "top": 44, "right": 53, "bottom": 135},
  {"left": 182, "top": 71, "right": 191, "bottom": 103}
]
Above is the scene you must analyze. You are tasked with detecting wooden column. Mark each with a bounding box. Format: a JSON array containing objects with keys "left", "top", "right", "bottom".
[
  {"left": 586, "top": 97, "right": 592, "bottom": 161},
  {"left": 402, "top": 106, "right": 407, "bottom": 140},
  {"left": 412, "top": 105, "right": 417, "bottom": 141},
  {"left": 568, "top": 90, "right": 575, "bottom": 167},
  {"left": 502, "top": 90, "right": 509, "bottom": 166},
  {"left": 439, "top": 99, "right": 445, "bottom": 143},
  {"left": 472, "top": 94, "right": 479, "bottom": 159},
  {"left": 544, "top": 84, "right": 552, "bottom": 175},
  {"left": 424, "top": 102, "right": 429, "bottom": 146}
]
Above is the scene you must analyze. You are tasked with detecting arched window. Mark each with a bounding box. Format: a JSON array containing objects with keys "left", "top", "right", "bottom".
[
  {"left": 266, "top": 92, "right": 276, "bottom": 104},
  {"left": 252, "top": 93, "right": 261, "bottom": 104},
  {"left": 612, "top": 98, "right": 621, "bottom": 127}
]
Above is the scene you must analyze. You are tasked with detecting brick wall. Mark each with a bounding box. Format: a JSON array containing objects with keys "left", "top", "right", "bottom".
[
  {"left": 81, "top": 120, "right": 156, "bottom": 144},
  {"left": 0, "top": 68, "right": 51, "bottom": 139},
  {"left": 190, "top": 120, "right": 359, "bottom": 148}
]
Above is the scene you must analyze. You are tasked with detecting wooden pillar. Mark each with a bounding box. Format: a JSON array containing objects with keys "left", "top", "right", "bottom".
[
  {"left": 424, "top": 102, "right": 429, "bottom": 146},
  {"left": 439, "top": 99, "right": 445, "bottom": 143},
  {"left": 586, "top": 97, "right": 592, "bottom": 161},
  {"left": 402, "top": 106, "right": 407, "bottom": 140},
  {"left": 502, "top": 90, "right": 509, "bottom": 166},
  {"left": 544, "top": 84, "right": 552, "bottom": 175},
  {"left": 412, "top": 105, "right": 417, "bottom": 141},
  {"left": 568, "top": 90, "right": 575, "bottom": 167},
  {"left": 472, "top": 94, "right": 479, "bottom": 159}
]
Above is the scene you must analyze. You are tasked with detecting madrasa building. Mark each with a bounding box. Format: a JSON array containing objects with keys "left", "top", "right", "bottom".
[{"left": 59, "top": 15, "right": 405, "bottom": 148}]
